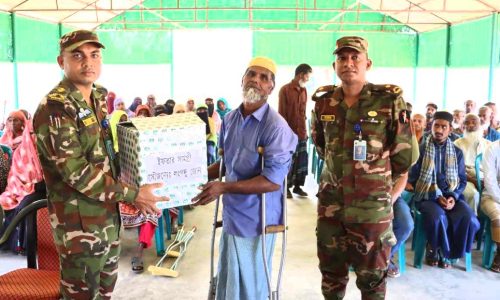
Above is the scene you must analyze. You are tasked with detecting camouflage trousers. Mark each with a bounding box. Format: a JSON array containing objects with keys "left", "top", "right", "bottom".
[
  {"left": 317, "top": 217, "right": 393, "bottom": 300},
  {"left": 59, "top": 239, "right": 121, "bottom": 300}
]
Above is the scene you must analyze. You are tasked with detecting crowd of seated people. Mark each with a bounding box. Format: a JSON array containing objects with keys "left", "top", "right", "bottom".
[{"left": 387, "top": 99, "right": 500, "bottom": 277}]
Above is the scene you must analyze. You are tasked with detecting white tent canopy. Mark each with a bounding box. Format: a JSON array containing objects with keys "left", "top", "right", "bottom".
[{"left": 0, "top": 0, "right": 499, "bottom": 32}]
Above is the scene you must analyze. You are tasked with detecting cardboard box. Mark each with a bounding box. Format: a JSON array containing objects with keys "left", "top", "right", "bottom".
[{"left": 117, "top": 113, "right": 208, "bottom": 209}]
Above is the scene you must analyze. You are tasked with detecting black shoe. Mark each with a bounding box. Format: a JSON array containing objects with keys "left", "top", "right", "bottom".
[
  {"left": 293, "top": 186, "right": 308, "bottom": 197},
  {"left": 287, "top": 189, "right": 293, "bottom": 199}
]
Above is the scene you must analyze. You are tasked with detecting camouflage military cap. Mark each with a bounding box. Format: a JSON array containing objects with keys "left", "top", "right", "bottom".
[
  {"left": 60, "top": 30, "right": 105, "bottom": 52},
  {"left": 333, "top": 36, "right": 368, "bottom": 55}
]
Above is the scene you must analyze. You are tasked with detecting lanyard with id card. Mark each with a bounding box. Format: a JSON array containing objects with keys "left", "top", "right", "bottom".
[{"left": 353, "top": 123, "right": 367, "bottom": 161}]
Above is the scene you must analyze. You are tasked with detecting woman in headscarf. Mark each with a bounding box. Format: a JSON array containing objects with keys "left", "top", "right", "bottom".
[
  {"left": 164, "top": 99, "right": 176, "bottom": 115},
  {"left": 135, "top": 104, "right": 152, "bottom": 118},
  {"left": 0, "top": 117, "right": 45, "bottom": 253},
  {"left": 0, "top": 110, "right": 26, "bottom": 152},
  {"left": 173, "top": 103, "right": 186, "bottom": 114},
  {"left": 106, "top": 91, "right": 116, "bottom": 114},
  {"left": 128, "top": 97, "right": 143, "bottom": 118},
  {"left": 205, "top": 98, "right": 221, "bottom": 134},
  {"left": 109, "top": 110, "right": 128, "bottom": 152},
  {"left": 216, "top": 97, "right": 231, "bottom": 119}
]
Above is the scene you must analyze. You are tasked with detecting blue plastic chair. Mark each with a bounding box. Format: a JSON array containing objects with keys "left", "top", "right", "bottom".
[
  {"left": 402, "top": 191, "right": 472, "bottom": 272},
  {"left": 154, "top": 207, "right": 184, "bottom": 256},
  {"left": 397, "top": 240, "right": 407, "bottom": 274}
]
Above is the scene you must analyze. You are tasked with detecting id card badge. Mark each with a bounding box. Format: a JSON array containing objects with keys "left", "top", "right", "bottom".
[{"left": 353, "top": 140, "right": 367, "bottom": 161}]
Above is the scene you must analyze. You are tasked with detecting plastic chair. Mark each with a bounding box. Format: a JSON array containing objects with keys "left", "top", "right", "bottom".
[
  {"left": 403, "top": 191, "right": 472, "bottom": 272},
  {"left": 0, "top": 143, "right": 12, "bottom": 164},
  {"left": 155, "top": 207, "right": 184, "bottom": 256},
  {"left": 0, "top": 199, "right": 60, "bottom": 299}
]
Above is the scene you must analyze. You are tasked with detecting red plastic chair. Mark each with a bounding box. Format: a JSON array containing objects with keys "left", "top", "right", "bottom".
[{"left": 0, "top": 199, "right": 60, "bottom": 300}]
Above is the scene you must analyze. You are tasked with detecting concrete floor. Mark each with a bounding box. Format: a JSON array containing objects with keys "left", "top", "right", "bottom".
[{"left": 1, "top": 176, "right": 499, "bottom": 299}]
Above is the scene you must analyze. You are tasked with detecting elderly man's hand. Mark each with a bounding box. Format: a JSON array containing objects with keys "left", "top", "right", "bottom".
[
  {"left": 135, "top": 183, "right": 169, "bottom": 215},
  {"left": 445, "top": 197, "right": 455, "bottom": 210},
  {"left": 192, "top": 181, "right": 226, "bottom": 206},
  {"left": 438, "top": 196, "right": 448, "bottom": 208}
]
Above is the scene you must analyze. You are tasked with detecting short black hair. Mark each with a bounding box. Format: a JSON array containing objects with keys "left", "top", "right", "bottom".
[
  {"left": 433, "top": 111, "right": 453, "bottom": 126},
  {"left": 426, "top": 102, "right": 438, "bottom": 110},
  {"left": 295, "top": 63, "right": 312, "bottom": 76}
]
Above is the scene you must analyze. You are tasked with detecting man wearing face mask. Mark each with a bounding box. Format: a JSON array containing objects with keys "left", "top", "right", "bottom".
[
  {"left": 192, "top": 57, "right": 297, "bottom": 300},
  {"left": 278, "top": 63, "right": 313, "bottom": 199}
]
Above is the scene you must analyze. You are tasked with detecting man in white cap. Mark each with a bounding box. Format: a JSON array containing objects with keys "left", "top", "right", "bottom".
[{"left": 193, "top": 57, "right": 297, "bottom": 300}]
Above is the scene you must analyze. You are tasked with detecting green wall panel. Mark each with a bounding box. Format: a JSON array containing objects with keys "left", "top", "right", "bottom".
[
  {"left": 418, "top": 29, "right": 447, "bottom": 67},
  {"left": 449, "top": 16, "right": 492, "bottom": 67},
  {"left": 0, "top": 12, "right": 12, "bottom": 62},
  {"left": 14, "top": 16, "right": 60, "bottom": 62},
  {"left": 97, "top": 31, "right": 172, "bottom": 64},
  {"left": 254, "top": 31, "right": 415, "bottom": 67},
  {"left": 253, "top": 31, "right": 335, "bottom": 66}
]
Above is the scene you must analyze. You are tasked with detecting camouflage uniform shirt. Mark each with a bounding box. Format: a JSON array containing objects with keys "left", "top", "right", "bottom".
[
  {"left": 311, "top": 83, "right": 413, "bottom": 223},
  {"left": 33, "top": 78, "right": 137, "bottom": 255}
]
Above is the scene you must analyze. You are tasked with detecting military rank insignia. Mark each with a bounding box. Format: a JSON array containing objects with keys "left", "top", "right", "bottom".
[
  {"left": 399, "top": 110, "right": 409, "bottom": 124},
  {"left": 321, "top": 115, "right": 335, "bottom": 122}
]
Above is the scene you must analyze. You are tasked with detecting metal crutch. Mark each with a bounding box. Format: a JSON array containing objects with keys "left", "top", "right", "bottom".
[
  {"left": 258, "top": 146, "right": 287, "bottom": 300},
  {"left": 148, "top": 226, "right": 197, "bottom": 277},
  {"left": 208, "top": 149, "right": 225, "bottom": 300}
]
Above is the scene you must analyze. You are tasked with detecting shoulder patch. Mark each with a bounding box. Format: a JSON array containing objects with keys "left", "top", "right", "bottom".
[
  {"left": 312, "top": 85, "right": 337, "bottom": 102},
  {"left": 94, "top": 84, "right": 108, "bottom": 97},
  {"left": 372, "top": 84, "right": 402, "bottom": 96},
  {"left": 46, "top": 85, "right": 69, "bottom": 104}
]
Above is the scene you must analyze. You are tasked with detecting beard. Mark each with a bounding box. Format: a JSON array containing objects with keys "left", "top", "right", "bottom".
[
  {"left": 298, "top": 79, "right": 306, "bottom": 88},
  {"left": 463, "top": 130, "right": 483, "bottom": 144},
  {"left": 242, "top": 87, "right": 262, "bottom": 104}
]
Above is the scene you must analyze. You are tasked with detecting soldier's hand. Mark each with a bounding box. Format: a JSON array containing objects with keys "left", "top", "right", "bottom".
[
  {"left": 191, "top": 181, "right": 226, "bottom": 206},
  {"left": 135, "top": 183, "right": 169, "bottom": 216}
]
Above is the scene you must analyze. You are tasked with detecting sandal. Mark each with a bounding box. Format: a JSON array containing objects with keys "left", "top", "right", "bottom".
[
  {"left": 490, "top": 253, "right": 500, "bottom": 273},
  {"left": 425, "top": 247, "right": 439, "bottom": 267},
  {"left": 438, "top": 257, "right": 451, "bottom": 269},
  {"left": 131, "top": 256, "right": 144, "bottom": 273},
  {"left": 387, "top": 260, "right": 400, "bottom": 278}
]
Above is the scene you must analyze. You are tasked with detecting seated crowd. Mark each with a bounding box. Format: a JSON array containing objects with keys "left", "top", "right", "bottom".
[{"left": 1, "top": 96, "right": 499, "bottom": 278}]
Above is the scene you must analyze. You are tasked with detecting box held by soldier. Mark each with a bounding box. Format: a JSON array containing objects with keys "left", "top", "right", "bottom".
[{"left": 118, "top": 113, "right": 208, "bottom": 209}]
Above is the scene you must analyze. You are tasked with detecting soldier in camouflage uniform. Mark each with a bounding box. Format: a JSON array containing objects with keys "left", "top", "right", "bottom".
[
  {"left": 311, "top": 36, "right": 414, "bottom": 299},
  {"left": 33, "top": 30, "right": 167, "bottom": 300}
]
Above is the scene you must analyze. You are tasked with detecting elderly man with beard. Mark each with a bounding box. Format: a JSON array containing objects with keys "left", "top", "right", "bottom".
[
  {"left": 192, "top": 57, "right": 297, "bottom": 300},
  {"left": 454, "top": 114, "right": 491, "bottom": 214}
]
